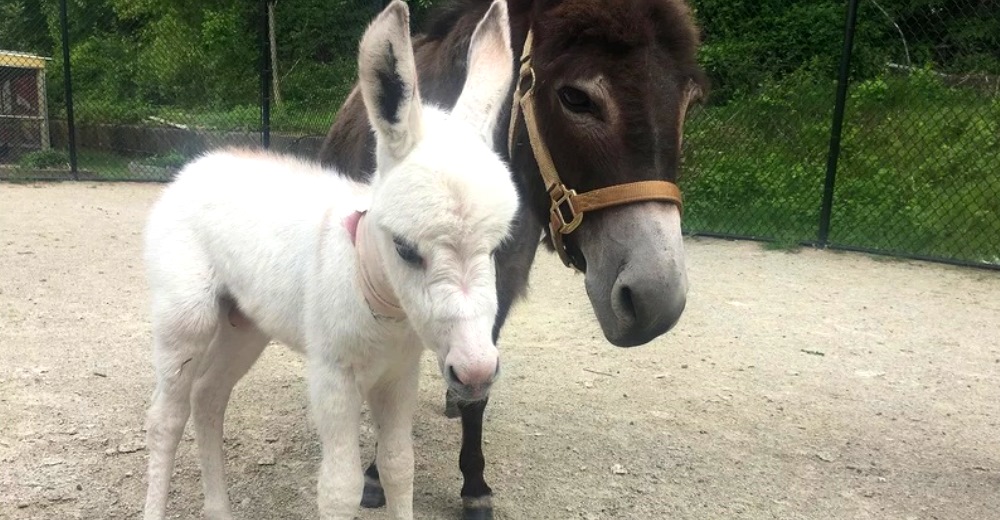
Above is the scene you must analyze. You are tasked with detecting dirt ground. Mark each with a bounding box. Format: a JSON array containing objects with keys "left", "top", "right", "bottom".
[{"left": 1, "top": 182, "right": 999, "bottom": 520}]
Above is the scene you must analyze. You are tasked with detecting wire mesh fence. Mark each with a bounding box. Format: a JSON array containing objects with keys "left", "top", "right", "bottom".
[
  {"left": 826, "top": 0, "right": 1000, "bottom": 265},
  {"left": 681, "top": 0, "right": 999, "bottom": 267},
  {"left": 0, "top": 0, "right": 996, "bottom": 267}
]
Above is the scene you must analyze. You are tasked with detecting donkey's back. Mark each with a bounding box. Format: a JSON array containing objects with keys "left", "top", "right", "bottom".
[
  {"left": 150, "top": 149, "right": 366, "bottom": 232},
  {"left": 144, "top": 149, "right": 366, "bottom": 348}
]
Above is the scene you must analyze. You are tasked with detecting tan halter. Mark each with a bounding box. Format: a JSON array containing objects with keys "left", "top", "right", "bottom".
[{"left": 507, "top": 30, "right": 684, "bottom": 271}]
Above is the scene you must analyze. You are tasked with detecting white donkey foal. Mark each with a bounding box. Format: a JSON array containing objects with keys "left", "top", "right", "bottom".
[{"left": 141, "top": 1, "right": 516, "bottom": 519}]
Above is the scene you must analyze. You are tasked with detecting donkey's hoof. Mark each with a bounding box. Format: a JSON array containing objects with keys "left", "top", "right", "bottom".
[
  {"left": 361, "top": 476, "right": 386, "bottom": 508},
  {"left": 462, "top": 497, "right": 493, "bottom": 520},
  {"left": 444, "top": 398, "right": 461, "bottom": 418},
  {"left": 462, "top": 507, "right": 493, "bottom": 520},
  {"left": 444, "top": 390, "right": 461, "bottom": 418}
]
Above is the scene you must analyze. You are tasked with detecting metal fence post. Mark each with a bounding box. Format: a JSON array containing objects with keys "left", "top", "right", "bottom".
[
  {"left": 58, "top": 0, "right": 78, "bottom": 179},
  {"left": 259, "top": 0, "right": 271, "bottom": 149},
  {"left": 818, "top": 0, "right": 861, "bottom": 246}
]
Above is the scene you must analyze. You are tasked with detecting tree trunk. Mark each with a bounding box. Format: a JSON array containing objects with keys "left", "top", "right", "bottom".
[{"left": 268, "top": 0, "right": 282, "bottom": 108}]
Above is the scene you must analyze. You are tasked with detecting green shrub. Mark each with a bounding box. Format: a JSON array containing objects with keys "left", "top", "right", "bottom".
[
  {"left": 690, "top": 0, "right": 1000, "bottom": 105},
  {"left": 17, "top": 149, "right": 70, "bottom": 169}
]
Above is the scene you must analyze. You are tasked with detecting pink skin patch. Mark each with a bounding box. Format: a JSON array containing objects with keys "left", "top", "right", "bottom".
[
  {"left": 228, "top": 306, "right": 251, "bottom": 329},
  {"left": 343, "top": 210, "right": 363, "bottom": 245}
]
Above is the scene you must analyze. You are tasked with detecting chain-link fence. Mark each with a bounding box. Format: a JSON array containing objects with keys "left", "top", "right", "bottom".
[
  {"left": 0, "top": 0, "right": 997, "bottom": 268},
  {"left": 827, "top": 0, "right": 1000, "bottom": 265}
]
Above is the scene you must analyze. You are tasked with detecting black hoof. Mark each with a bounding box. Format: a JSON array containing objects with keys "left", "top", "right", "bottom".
[
  {"left": 463, "top": 507, "right": 493, "bottom": 520},
  {"left": 444, "top": 390, "right": 461, "bottom": 418},
  {"left": 462, "top": 497, "right": 493, "bottom": 520},
  {"left": 360, "top": 476, "right": 386, "bottom": 509}
]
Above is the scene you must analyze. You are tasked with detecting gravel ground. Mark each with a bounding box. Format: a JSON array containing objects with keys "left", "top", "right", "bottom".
[{"left": 1, "top": 182, "right": 998, "bottom": 520}]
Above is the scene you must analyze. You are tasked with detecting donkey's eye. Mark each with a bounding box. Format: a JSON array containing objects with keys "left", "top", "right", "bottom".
[
  {"left": 557, "top": 86, "right": 594, "bottom": 114},
  {"left": 392, "top": 237, "right": 423, "bottom": 267}
]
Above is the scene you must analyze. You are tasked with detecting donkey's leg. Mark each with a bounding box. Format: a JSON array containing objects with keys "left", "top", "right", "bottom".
[
  {"left": 458, "top": 398, "right": 492, "bottom": 520},
  {"left": 190, "top": 310, "right": 269, "bottom": 520},
  {"left": 368, "top": 358, "right": 420, "bottom": 520},
  {"left": 144, "top": 298, "right": 219, "bottom": 520},
  {"left": 361, "top": 452, "right": 387, "bottom": 508},
  {"left": 309, "top": 358, "right": 364, "bottom": 520}
]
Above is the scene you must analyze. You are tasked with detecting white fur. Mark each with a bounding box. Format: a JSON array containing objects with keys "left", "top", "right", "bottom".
[{"left": 140, "top": 2, "right": 516, "bottom": 519}]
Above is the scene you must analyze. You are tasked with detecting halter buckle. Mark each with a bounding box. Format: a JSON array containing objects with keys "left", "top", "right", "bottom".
[{"left": 550, "top": 185, "right": 583, "bottom": 234}]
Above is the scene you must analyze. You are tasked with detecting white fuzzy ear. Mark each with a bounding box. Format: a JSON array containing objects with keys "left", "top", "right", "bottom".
[
  {"left": 452, "top": 0, "right": 513, "bottom": 143},
  {"left": 358, "top": 0, "right": 423, "bottom": 167}
]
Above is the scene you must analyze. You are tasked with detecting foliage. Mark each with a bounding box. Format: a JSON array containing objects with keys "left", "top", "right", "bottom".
[
  {"left": 0, "top": 0, "right": 444, "bottom": 123},
  {"left": 689, "top": 0, "right": 1000, "bottom": 104},
  {"left": 4, "top": 0, "right": 994, "bottom": 119},
  {"left": 0, "top": 0, "right": 53, "bottom": 55}
]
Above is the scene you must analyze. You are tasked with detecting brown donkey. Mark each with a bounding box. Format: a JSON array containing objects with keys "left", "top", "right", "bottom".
[{"left": 319, "top": 0, "right": 707, "bottom": 518}]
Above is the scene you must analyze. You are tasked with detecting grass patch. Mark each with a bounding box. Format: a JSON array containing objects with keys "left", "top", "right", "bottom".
[
  {"left": 77, "top": 149, "right": 132, "bottom": 179},
  {"left": 762, "top": 240, "right": 803, "bottom": 252},
  {"left": 77, "top": 150, "right": 190, "bottom": 181},
  {"left": 681, "top": 70, "right": 1000, "bottom": 265}
]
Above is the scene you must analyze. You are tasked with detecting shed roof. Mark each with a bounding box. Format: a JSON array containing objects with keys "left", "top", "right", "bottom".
[{"left": 0, "top": 50, "right": 51, "bottom": 69}]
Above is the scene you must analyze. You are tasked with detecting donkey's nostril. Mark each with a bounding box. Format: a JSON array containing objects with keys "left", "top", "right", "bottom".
[{"left": 615, "top": 284, "right": 637, "bottom": 323}]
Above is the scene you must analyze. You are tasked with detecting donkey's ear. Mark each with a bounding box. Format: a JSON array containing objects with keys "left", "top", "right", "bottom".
[
  {"left": 358, "top": 0, "right": 423, "bottom": 165},
  {"left": 452, "top": 0, "right": 513, "bottom": 143}
]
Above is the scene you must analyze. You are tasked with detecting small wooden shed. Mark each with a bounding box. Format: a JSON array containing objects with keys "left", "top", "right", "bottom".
[{"left": 0, "top": 50, "right": 51, "bottom": 161}]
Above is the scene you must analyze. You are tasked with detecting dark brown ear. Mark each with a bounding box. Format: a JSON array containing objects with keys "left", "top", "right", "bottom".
[{"left": 686, "top": 78, "right": 704, "bottom": 105}]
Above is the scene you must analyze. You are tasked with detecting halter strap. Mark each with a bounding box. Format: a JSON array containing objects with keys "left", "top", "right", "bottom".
[{"left": 507, "top": 30, "right": 684, "bottom": 271}]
